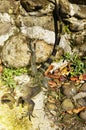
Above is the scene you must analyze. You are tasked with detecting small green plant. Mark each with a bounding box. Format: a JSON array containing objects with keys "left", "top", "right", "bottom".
[
  {"left": 63, "top": 25, "right": 71, "bottom": 34},
  {"left": 63, "top": 52, "right": 71, "bottom": 60},
  {"left": 1, "top": 67, "right": 28, "bottom": 88},
  {"left": 64, "top": 53, "right": 85, "bottom": 76}
]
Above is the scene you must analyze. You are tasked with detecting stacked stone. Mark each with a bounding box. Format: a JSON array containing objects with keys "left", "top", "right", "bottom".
[
  {"left": 59, "top": 0, "right": 86, "bottom": 57},
  {"left": 0, "top": 0, "right": 55, "bottom": 68},
  {"left": 0, "top": 0, "right": 86, "bottom": 68}
]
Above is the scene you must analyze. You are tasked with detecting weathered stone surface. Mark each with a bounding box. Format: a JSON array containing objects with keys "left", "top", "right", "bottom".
[
  {"left": 60, "top": 0, "right": 86, "bottom": 18},
  {"left": 61, "top": 99, "right": 74, "bottom": 111},
  {"left": 21, "top": 26, "right": 55, "bottom": 45},
  {"left": 0, "top": 13, "right": 13, "bottom": 23},
  {"left": 59, "top": 34, "right": 72, "bottom": 54},
  {"left": 20, "top": 0, "right": 49, "bottom": 12},
  {"left": 0, "top": 0, "right": 12, "bottom": 13},
  {"left": 0, "top": 22, "right": 11, "bottom": 35},
  {"left": 35, "top": 40, "right": 53, "bottom": 63},
  {"left": 60, "top": 0, "right": 72, "bottom": 18},
  {"left": 79, "top": 44, "right": 86, "bottom": 57},
  {"left": 71, "top": 30, "right": 86, "bottom": 45},
  {"left": 1, "top": 33, "right": 31, "bottom": 68},
  {"left": 0, "top": 23, "right": 19, "bottom": 46},
  {"left": 64, "top": 17, "right": 86, "bottom": 31},
  {"left": 75, "top": 5, "right": 86, "bottom": 19},
  {"left": 0, "top": 0, "right": 20, "bottom": 14},
  {"left": 1, "top": 34, "right": 53, "bottom": 68},
  {"left": 0, "top": 0, "right": 85, "bottom": 67},
  {"left": 59, "top": 0, "right": 86, "bottom": 57},
  {"left": 79, "top": 110, "right": 86, "bottom": 121},
  {"left": 20, "top": 0, "right": 54, "bottom": 16},
  {"left": 21, "top": 15, "right": 54, "bottom": 31}
]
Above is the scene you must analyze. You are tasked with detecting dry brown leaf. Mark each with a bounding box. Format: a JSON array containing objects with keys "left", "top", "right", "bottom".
[
  {"left": 60, "top": 67, "right": 69, "bottom": 76},
  {"left": 59, "top": 75, "right": 67, "bottom": 82},
  {"left": 44, "top": 65, "right": 54, "bottom": 76},
  {"left": 48, "top": 74, "right": 60, "bottom": 79},
  {"left": 66, "top": 110, "right": 73, "bottom": 114},
  {"left": 48, "top": 80, "right": 57, "bottom": 88},
  {"left": 73, "top": 106, "right": 86, "bottom": 113},
  {"left": 70, "top": 76, "right": 79, "bottom": 81},
  {"left": 47, "top": 96, "right": 55, "bottom": 103},
  {"left": 67, "top": 106, "right": 86, "bottom": 114}
]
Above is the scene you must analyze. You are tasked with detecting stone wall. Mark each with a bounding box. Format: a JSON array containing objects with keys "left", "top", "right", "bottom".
[
  {"left": 59, "top": 0, "right": 86, "bottom": 56},
  {"left": 0, "top": 0, "right": 86, "bottom": 68}
]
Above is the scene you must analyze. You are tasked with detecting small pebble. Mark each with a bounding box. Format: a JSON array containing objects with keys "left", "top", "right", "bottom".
[
  {"left": 79, "top": 110, "right": 86, "bottom": 121},
  {"left": 80, "top": 83, "right": 86, "bottom": 92},
  {"left": 62, "top": 85, "right": 77, "bottom": 97},
  {"left": 61, "top": 99, "right": 74, "bottom": 111}
]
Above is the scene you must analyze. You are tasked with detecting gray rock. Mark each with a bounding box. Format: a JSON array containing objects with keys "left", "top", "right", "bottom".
[
  {"left": 21, "top": 15, "right": 54, "bottom": 31},
  {"left": 35, "top": 40, "right": 53, "bottom": 63},
  {"left": 0, "top": 13, "right": 13, "bottom": 23},
  {"left": 0, "top": 22, "right": 11, "bottom": 35},
  {"left": 72, "top": 30, "right": 86, "bottom": 45},
  {"left": 79, "top": 44, "right": 86, "bottom": 57},
  {"left": 0, "top": 0, "right": 12, "bottom": 13},
  {"left": 79, "top": 110, "right": 86, "bottom": 121},
  {"left": 60, "top": 0, "right": 78, "bottom": 17},
  {"left": 0, "top": 23, "right": 19, "bottom": 46},
  {"left": 62, "top": 82, "right": 77, "bottom": 98},
  {"left": 0, "top": 0, "right": 20, "bottom": 14},
  {"left": 1, "top": 33, "right": 53, "bottom": 68},
  {"left": 61, "top": 99, "right": 74, "bottom": 111},
  {"left": 60, "top": 0, "right": 86, "bottom": 18},
  {"left": 1, "top": 33, "right": 31, "bottom": 68},
  {"left": 21, "top": 26, "right": 55, "bottom": 45},
  {"left": 75, "top": 5, "right": 86, "bottom": 19},
  {"left": 59, "top": 33, "right": 72, "bottom": 54},
  {"left": 20, "top": 0, "right": 49, "bottom": 12},
  {"left": 64, "top": 17, "right": 86, "bottom": 31},
  {"left": 20, "top": 0, "right": 54, "bottom": 16}
]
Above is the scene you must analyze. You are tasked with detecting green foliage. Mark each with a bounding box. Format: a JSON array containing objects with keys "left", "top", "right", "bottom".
[
  {"left": 63, "top": 52, "right": 71, "bottom": 60},
  {"left": 1, "top": 67, "right": 28, "bottom": 88},
  {"left": 64, "top": 53, "right": 85, "bottom": 76},
  {"left": 63, "top": 25, "right": 71, "bottom": 34}
]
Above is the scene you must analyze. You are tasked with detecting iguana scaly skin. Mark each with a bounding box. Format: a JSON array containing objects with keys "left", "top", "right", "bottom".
[
  {"left": 15, "top": 0, "right": 62, "bottom": 119},
  {"left": 15, "top": 39, "right": 49, "bottom": 120}
]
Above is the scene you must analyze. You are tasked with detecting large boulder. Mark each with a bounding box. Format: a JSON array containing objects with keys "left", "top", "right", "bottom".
[
  {"left": 1, "top": 33, "right": 53, "bottom": 68},
  {"left": 1, "top": 33, "right": 31, "bottom": 68}
]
